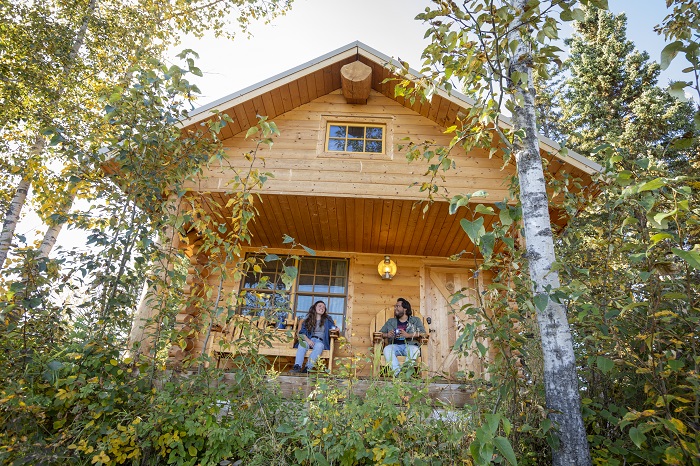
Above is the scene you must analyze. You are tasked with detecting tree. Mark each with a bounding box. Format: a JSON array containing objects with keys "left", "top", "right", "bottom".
[
  {"left": 0, "top": 0, "right": 293, "bottom": 270},
  {"left": 559, "top": 6, "right": 696, "bottom": 172},
  {"left": 407, "top": 1, "right": 605, "bottom": 463}
]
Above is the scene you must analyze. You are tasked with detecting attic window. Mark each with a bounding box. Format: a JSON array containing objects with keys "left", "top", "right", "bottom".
[{"left": 326, "top": 123, "right": 384, "bottom": 154}]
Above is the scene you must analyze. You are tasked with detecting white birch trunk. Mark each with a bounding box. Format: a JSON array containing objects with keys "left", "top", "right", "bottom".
[
  {"left": 0, "top": 178, "right": 31, "bottom": 270},
  {"left": 0, "top": 0, "right": 97, "bottom": 268},
  {"left": 0, "top": 133, "right": 46, "bottom": 270},
  {"left": 37, "top": 191, "right": 75, "bottom": 259},
  {"left": 509, "top": 1, "right": 591, "bottom": 464}
]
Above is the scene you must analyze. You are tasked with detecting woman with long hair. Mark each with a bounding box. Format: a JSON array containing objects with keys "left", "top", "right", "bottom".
[{"left": 290, "top": 300, "right": 337, "bottom": 373}]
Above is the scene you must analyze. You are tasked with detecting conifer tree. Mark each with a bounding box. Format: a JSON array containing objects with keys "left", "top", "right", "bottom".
[{"left": 559, "top": 6, "right": 696, "bottom": 171}]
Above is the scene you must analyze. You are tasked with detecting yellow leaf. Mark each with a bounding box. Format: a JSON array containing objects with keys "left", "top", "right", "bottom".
[
  {"left": 110, "top": 359, "right": 118, "bottom": 366},
  {"left": 669, "top": 418, "right": 687, "bottom": 434}
]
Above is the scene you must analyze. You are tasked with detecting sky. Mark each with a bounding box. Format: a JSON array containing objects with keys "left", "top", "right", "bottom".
[{"left": 175, "top": 0, "right": 689, "bottom": 109}]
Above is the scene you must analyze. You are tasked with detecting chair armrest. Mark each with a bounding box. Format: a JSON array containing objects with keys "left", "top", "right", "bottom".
[
  {"left": 330, "top": 328, "right": 340, "bottom": 339},
  {"left": 420, "top": 334, "right": 430, "bottom": 345},
  {"left": 373, "top": 332, "right": 384, "bottom": 345}
]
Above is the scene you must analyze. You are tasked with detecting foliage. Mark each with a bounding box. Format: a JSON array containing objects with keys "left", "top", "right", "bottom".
[{"left": 555, "top": 6, "right": 698, "bottom": 172}]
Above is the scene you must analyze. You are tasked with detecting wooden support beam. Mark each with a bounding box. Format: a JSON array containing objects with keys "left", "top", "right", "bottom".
[{"left": 340, "top": 61, "right": 372, "bottom": 104}]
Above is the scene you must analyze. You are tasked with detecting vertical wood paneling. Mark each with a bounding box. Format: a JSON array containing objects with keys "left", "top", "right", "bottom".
[
  {"left": 260, "top": 92, "right": 277, "bottom": 118},
  {"left": 279, "top": 84, "right": 294, "bottom": 113},
  {"left": 297, "top": 77, "right": 309, "bottom": 105}
]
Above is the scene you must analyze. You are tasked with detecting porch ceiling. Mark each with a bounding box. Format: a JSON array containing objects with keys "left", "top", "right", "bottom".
[{"left": 210, "top": 192, "right": 491, "bottom": 258}]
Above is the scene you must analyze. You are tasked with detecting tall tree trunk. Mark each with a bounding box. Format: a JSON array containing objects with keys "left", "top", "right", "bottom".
[
  {"left": 0, "top": 0, "right": 97, "bottom": 269},
  {"left": 0, "top": 178, "right": 31, "bottom": 270},
  {"left": 509, "top": 1, "right": 591, "bottom": 464},
  {"left": 0, "top": 133, "right": 45, "bottom": 270},
  {"left": 37, "top": 188, "right": 75, "bottom": 259}
]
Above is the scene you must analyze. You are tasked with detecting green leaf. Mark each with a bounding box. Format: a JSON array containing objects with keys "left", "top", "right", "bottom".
[
  {"left": 313, "top": 453, "right": 331, "bottom": 466},
  {"left": 47, "top": 360, "right": 63, "bottom": 371},
  {"left": 596, "top": 356, "right": 614, "bottom": 373},
  {"left": 460, "top": 217, "right": 485, "bottom": 244},
  {"left": 650, "top": 233, "right": 673, "bottom": 244},
  {"left": 480, "top": 233, "right": 495, "bottom": 259},
  {"left": 672, "top": 248, "right": 700, "bottom": 270},
  {"left": 668, "top": 81, "right": 690, "bottom": 102},
  {"left": 276, "top": 424, "right": 295, "bottom": 433},
  {"left": 188, "top": 445, "right": 197, "bottom": 456},
  {"left": 475, "top": 204, "right": 495, "bottom": 215},
  {"left": 629, "top": 426, "right": 646, "bottom": 449},
  {"left": 660, "top": 41, "right": 684, "bottom": 70},
  {"left": 301, "top": 245, "right": 316, "bottom": 256},
  {"left": 494, "top": 436, "right": 518, "bottom": 466},
  {"left": 534, "top": 294, "right": 549, "bottom": 311},
  {"left": 638, "top": 178, "right": 666, "bottom": 192},
  {"left": 499, "top": 207, "right": 513, "bottom": 226},
  {"left": 245, "top": 126, "right": 259, "bottom": 139}
]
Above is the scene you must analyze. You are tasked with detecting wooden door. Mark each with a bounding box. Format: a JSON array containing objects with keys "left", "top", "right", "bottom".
[{"left": 422, "top": 267, "right": 483, "bottom": 379}]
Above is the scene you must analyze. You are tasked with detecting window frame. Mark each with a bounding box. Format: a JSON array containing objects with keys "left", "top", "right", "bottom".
[
  {"left": 325, "top": 122, "right": 386, "bottom": 155},
  {"left": 317, "top": 114, "right": 394, "bottom": 160},
  {"left": 237, "top": 254, "right": 350, "bottom": 331}
]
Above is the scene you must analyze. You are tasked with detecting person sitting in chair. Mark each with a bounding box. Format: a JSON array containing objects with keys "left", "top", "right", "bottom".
[
  {"left": 290, "top": 300, "right": 337, "bottom": 374},
  {"left": 380, "top": 298, "right": 426, "bottom": 376}
]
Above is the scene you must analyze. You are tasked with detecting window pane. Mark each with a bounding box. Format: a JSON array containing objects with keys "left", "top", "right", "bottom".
[
  {"left": 328, "top": 138, "right": 346, "bottom": 151},
  {"left": 329, "top": 297, "right": 345, "bottom": 314},
  {"left": 347, "top": 126, "right": 364, "bottom": 139},
  {"left": 365, "top": 140, "right": 382, "bottom": 153},
  {"left": 297, "top": 274, "right": 314, "bottom": 292},
  {"left": 328, "top": 313, "right": 344, "bottom": 331},
  {"left": 316, "top": 259, "right": 331, "bottom": 275},
  {"left": 366, "top": 127, "right": 383, "bottom": 139},
  {"left": 346, "top": 139, "right": 364, "bottom": 152},
  {"left": 332, "top": 260, "right": 347, "bottom": 277},
  {"left": 329, "top": 125, "right": 346, "bottom": 137},
  {"left": 260, "top": 260, "right": 280, "bottom": 273},
  {"left": 313, "top": 276, "right": 330, "bottom": 293},
  {"left": 296, "top": 295, "right": 312, "bottom": 313},
  {"left": 300, "top": 259, "right": 315, "bottom": 274},
  {"left": 330, "top": 276, "right": 346, "bottom": 294}
]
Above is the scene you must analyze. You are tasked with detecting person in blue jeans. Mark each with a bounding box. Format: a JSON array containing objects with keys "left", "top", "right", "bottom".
[
  {"left": 379, "top": 298, "right": 426, "bottom": 376},
  {"left": 290, "top": 300, "right": 337, "bottom": 373}
]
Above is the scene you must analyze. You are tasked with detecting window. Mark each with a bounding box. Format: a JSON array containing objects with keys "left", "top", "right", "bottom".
[
  {"left": 295, "top": 258, "right": 348, "bottom": 330},
  {"left": 239, "top": 255, "right": 349, "bottom": 330},
  {"left": 326, "top": 123, "right": 384, "bottom": 154}
]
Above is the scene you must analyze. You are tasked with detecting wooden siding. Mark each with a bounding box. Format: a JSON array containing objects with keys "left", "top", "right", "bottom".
[
  {"left": 205, "top": 248, "right": 477, "bottom": 377},
  {"left": 188, "top": 90, "right": 516, "bottom": 203}
]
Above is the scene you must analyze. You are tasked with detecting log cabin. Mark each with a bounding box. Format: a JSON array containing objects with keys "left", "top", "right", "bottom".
[{"left": 128, "top": 41, "right": 601, "bottom": 386}]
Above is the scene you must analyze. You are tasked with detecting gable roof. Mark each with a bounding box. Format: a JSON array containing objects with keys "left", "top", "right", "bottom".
[{"left": 183, "top": 40, "right": 602, "bottom": 178}]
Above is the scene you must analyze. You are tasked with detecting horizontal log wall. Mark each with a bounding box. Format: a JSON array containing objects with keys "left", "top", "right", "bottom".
[
  {"left": 188, "top": 90, "right": 515, "bottom": 203},
  {"left": 202, "top": 247, "right": 475, "bottom": 377}
]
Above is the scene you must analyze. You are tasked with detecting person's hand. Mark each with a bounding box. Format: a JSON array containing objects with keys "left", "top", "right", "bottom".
[
  {"left": 306, "top": 339, "right": 314, "bottom": 348},
  {"left": 398, "top": 329, "right": 409, "bottom": 338}
]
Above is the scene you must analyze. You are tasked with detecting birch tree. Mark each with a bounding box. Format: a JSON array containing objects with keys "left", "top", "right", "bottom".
[
  {"left": 407, "top": 1, "right": 604, "bottom": 463},
  {"left": 0, "top": 0, "right": 293, "bottom": 269}
]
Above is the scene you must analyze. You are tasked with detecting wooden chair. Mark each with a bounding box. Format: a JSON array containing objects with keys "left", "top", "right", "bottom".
[
  {"left": 209, "top": 312, "right": 339, "bottom": 372},
  {"left": 369, "top": 308, "right": 429, "bottom": 378}
]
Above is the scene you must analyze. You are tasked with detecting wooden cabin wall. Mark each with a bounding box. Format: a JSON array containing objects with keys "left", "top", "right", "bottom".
[
  {"left": 189, "top": 247, "right": 490, "bottom": 378},
  {"left": 188, "top": 90, "right": 515, "bottom": 204}
]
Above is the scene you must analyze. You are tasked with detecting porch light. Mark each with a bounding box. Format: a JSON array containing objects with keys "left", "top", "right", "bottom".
[{"left": 378, "top": 255, "right": 397, "bottom": 280}]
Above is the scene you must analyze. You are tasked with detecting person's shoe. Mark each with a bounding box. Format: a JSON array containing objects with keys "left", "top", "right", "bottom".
[
  {"left": 289, "top": 365, "right": 302, "bottom": 373},
  {"left": 300, "top": 366, "right": 309, "bottom": 374}
]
